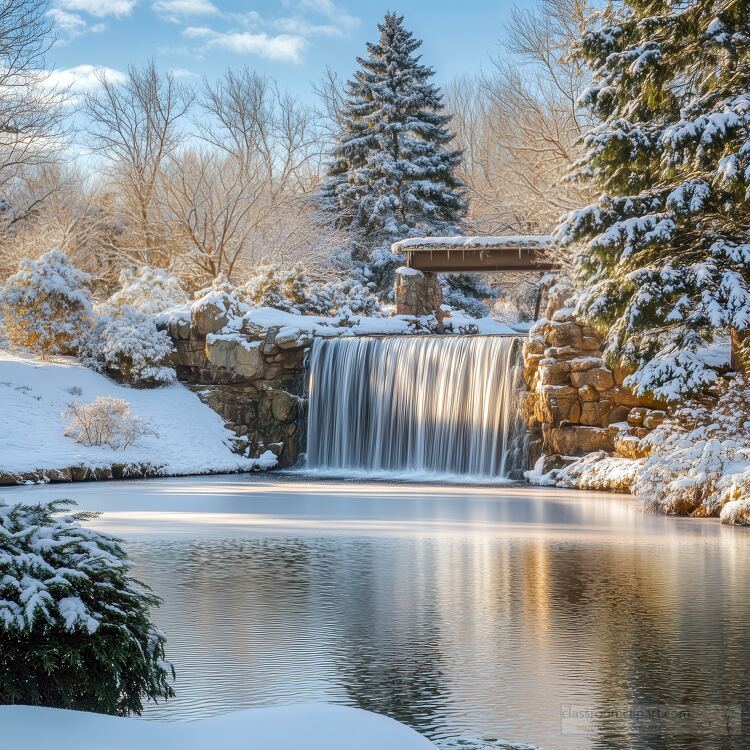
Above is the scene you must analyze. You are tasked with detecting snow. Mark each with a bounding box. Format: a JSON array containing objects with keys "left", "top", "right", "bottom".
[
  {"left": 392, "top": 235, "right": 552, "bottom": 252},
  {"left": 218, "top": 305, "right": 519, "bottom": 339},
  {"left": 0, "top": 352, "right": 274, "bottom": 476},
  {"left": 0, "top": 704, "right": 436, "bottom": 750}
]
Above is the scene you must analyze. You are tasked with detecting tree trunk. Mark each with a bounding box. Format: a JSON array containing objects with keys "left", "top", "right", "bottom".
[{"left": 730, "top": 327, "right": 747, "bottom": 374}]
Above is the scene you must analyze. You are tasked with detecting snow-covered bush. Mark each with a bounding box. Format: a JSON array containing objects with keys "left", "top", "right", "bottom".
[
  {"left": 240, "top": 263, "right": 310, "bottom": 313},
  {"left": 0, "top": 250, "right": 92, "bottom": 356},
  {"left": 240, "top": 263, "right": 382, "bottom": 317},
  {"left": 79, "top": 307, "right": 175, "bottom": 387},
  {"left": 635, "top": 377, "right": 750, "bottom": 519},
  {"left": 108, "top": 267, "right": 188, "bottom": 316},
  {"left": 63, "top": 397, "right": 157, "bottom": 449},
  {"left": 0, "top": 498, "right": 174, "bottom": 714}
]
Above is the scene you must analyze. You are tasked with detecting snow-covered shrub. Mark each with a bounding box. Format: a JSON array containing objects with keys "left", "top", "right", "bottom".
[
  {"left": 240, "top": 263, "right": 310, "bottom": 313},
  {"left": 108, "top": 267, "right": 188, "bottom": 316},
  {"left": 79, "top": 307, "right": 175, "bottom": 387},
  {"left": 635, "top": 377, "right": 750, "bottom": 518},
  {"left": 0, "top": 498, "right": 174, "bottom": 714},
  {"left": 240, "top": 263, "right": 382, "bottom": 317},
  {"left": 63, "top": 397, "right": 157, "bottom": 449},
  {"left": 0, "top": 250, "right": 92, "bottom": 356}
]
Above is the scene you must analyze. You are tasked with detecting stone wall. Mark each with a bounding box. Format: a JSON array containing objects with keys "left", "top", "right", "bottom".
[
  {"left": 162, "top": 299, "right": 309, "bottom": 468},
  {"left": 522, "top": 308, "right": 667, "bottom": 467}
]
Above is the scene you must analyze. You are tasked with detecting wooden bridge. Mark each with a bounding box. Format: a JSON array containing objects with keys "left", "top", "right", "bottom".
[
  {"left": 391, "top": 235, "right": 554, "bottom": 322},
  {"left": 391, "top": 235, "right": 554, "bottom": 273}
]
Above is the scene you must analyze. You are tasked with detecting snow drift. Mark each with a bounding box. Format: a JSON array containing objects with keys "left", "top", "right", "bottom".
[
  {"left": 0, "top": 704, "right": 437, "bottom": 750},
  {"left": 0, "top": 352, "right": 274, "bottom": 477}
]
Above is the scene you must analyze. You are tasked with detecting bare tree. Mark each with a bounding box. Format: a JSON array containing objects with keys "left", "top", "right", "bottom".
[
  {"left": 159, "top": 68, "right": 332, "bottom": 286},
  {"left": 447, "top": 0, "right": 594, "bottom": 237},
  {"left": 82, "top": 62, "right": 193, "bottom": 269}
]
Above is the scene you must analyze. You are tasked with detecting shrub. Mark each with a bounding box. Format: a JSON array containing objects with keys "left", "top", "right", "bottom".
[
  {"left": 0, "top": 498, "right": 174, "bottom": 715},
  {"left": 636, "top": 377, "right": 750, "bottom": 517},
  {"left": 63, "top": 397, "right": 157, "bottom": 449},
  {"left": 79, "top": 307, "right": 175, "bottom": 387},
  {"left": 240, "top": 263, "right": 382, "bottom": 317},
  {"left": 0, "top": 250, "right": 92, "bottom": 356},
  {"left": 108, "top": 267, "right": 188, "bottom": 316}
]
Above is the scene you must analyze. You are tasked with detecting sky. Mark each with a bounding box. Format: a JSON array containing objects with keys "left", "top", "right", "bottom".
[{"left": 45, "top": 0, "right": 536, "bottom": 102}]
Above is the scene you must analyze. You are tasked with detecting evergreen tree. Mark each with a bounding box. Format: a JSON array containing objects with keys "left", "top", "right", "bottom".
[
  {"left": 559, "top": 0, "right": 750, "bottom": 401},
  {"left": 322, "top": 12, "right": 489, "bottom": 312}
]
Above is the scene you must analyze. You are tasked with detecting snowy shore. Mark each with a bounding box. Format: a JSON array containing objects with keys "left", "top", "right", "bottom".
[
  {"left": 1, "top": 704, "right": 436, "bottom": 750},
  {"left": 0, "top": 352, "right": 275, "bottom": 484}
]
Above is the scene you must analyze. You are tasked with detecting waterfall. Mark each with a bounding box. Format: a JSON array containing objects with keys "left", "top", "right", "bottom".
[{"left": 306, "top": 335, "right": 527, "bottom": 480}]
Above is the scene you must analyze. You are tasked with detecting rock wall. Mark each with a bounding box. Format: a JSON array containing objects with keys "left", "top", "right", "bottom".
[
  {"left": 163, "top": 299, "right": 309, "bottom": 468},
  {"left": 522, "top": 309, "right": 667, "bottom": 467}
]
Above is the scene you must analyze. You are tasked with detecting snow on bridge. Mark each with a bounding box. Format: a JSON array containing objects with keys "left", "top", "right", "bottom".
[{"left": 391, "top": 235, "right": 554, "bottom": 273}]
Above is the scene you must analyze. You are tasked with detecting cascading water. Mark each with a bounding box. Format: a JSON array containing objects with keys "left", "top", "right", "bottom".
[{"left": 306, "top": 335, "right": 527, "bottom": 480}]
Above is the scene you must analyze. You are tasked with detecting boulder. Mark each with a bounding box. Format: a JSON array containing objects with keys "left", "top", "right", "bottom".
[
  {"left": 270, "top": 390, "right": 298, "bottom": 422},
  {"left": 0, "top": 472, "right": 20, "bottom": 486},
  {"left": 545, "top": 321, "right": 583, "bottom": 348},
  {"left": 570, "top": 367, "right": 615, "bottom": 392},
  {"left": 643, "top": 409, "right": 667, "bottom": 429},
  {"left": 569, "top": 356, "right": 602, "bottom": 373},
  {"left": 191, "top": 294, "right": 232, "bottom": 337},
  {"left": 206, "top": 338, "right": 266, "bottom": 380},
  {"left": 544, "top": 424, "right": 615, "bottom": 455},
  {"left": 627, "top": 407, "right": 647, "bottom": 426},
  {"left": 614, "top": 432, "right": 650, "bottom": 459},
  {"left": 537, "top": 359, "right": 571, "bottom": 386},
  {"left": 578, "top": 384, "right": 599, "bottom": 402},
  {"left": 579, "top": 336, "right": 603, "bottom": 351}
]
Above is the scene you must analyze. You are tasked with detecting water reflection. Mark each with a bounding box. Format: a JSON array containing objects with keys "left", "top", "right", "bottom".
[{"left": 3, "top": 477, "right": 749, "bottom": 749}]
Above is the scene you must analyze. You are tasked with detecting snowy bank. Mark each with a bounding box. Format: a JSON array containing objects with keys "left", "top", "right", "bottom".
[
  {"left": 0, "top": 352, "right": 275, "bottom": 481},
  {"left": 0, "top": 704, "right": 436, "bottom": 750}
]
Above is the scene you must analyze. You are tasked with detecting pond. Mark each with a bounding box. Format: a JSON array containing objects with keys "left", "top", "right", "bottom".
[{"left": 5, "top": 475, "right": 749, "bottom": 750}]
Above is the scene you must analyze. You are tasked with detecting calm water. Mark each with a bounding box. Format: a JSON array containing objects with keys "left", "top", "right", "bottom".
[{"left": 5, "top": 475, "right": 750, "bottom": 750}]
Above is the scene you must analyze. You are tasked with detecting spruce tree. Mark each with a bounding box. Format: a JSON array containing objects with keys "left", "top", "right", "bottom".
[
  {"left": 322, "top": 12, "right": 490, "bottom": 312},
  {"left": 559, "top": 0, "right": 750, "bottom": 400}
]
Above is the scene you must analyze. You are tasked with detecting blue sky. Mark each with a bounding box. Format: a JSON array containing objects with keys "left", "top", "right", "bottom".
[{"left": 46, "top": 0, "right": 535, "bottom": 101}]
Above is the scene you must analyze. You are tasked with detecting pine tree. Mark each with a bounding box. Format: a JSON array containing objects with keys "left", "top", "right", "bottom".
[
  {"left": 558, "top": 0, "right": 750, "bottom": 401},
  {"left": 322, "top": 13, "right": 490, "bottom": 311}
]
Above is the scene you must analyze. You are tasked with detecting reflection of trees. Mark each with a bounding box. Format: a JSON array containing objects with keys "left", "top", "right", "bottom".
[
  {"left": 127, "top": 529, "right": 750, "bottom": 750},
  {"left": 539, "top": 543, "right": 750, "bottom": 750},
  {"left": 330, "top": 538, "right": 451, "bottom": 736}
]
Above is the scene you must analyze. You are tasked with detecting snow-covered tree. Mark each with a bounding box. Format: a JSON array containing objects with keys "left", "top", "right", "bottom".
[
  {"left": 79, "top": 307, "right": 175, "bottom": 387},
  {"left": 108, "top": 267, "right": 188, "bottom": 316},
  {"left": 0, "top": 499, "right": 174, "bottom": 714},
  {"left": 1, "top": 250, "right": 92, "bottom": 356},
  {"left": 321, "top": 12, "right": 488, "bottom": 309},
  {"left": 558, "top": 0, "right": 750, "bottom": 401}
]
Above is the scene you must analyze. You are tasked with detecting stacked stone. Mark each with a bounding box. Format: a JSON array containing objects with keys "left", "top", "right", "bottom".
[
  {"left": 522, "top": 308, "right": 667, "bottom": 462},
  {"left": 163, "top": 293, "right": 309, "bottom": 468},
  {"left": 394, "top": 267, "right": 444, "bottom": 328}
]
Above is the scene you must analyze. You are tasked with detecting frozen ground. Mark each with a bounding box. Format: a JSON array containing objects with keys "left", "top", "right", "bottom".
[
  {"left": 0, "top": 704, "right": 436, "bottom": 750},
  {"left": 0, "top": 352, "right": 274, "bottom": 476}
]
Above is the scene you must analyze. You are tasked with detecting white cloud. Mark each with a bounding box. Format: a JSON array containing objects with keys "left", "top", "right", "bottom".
[
  {"left": 46, "top": 64, "right": 127, "bottom": 95},
  {"left": 295, "top": 0, "right": 359, "bottom": 32},
  {"left": 56, "top": 0, "right": 137, "bottom": 18},
  {"left": 183, "top": 26, "right": 305, "bottom": 63},
  {"left": 48, "top": 8, "right": 87, "bottom": 33},
  {"left": 48, "top": 7, "right": 109, "bottom": 42},
  {"left": 168, "top": 67, "right": 196, "bottom": 78},
  {"left": 152, "top": 0, "right": 218, "bottom": 21}
]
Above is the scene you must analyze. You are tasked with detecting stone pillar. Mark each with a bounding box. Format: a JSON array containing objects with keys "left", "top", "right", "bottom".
[{"left": 394, "top": 267, "right": 444, "bottom": 326}]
